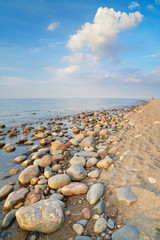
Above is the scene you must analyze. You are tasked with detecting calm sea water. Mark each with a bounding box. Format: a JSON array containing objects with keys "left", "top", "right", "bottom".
[{"left": 0, "top": 98, "right": 143, "bottom": 127}]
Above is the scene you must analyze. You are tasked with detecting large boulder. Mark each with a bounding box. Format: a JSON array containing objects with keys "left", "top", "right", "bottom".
[
  {"left": 16, "top": 198, "right": 64, "bottom": 233},
  {"left": 19, "top": 166, "right": 40, "bottom": 185}
]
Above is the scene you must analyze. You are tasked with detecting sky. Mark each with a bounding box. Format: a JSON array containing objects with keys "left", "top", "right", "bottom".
[{"left": 0, "top": 0, "right": 160, "bottom": 98}]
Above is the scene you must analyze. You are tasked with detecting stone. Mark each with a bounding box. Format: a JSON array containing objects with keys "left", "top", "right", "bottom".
[
  {"left": 87, "top": 183, "right": 104, "bottom": 205},
  {"left": 76, "top": 151, "right": 99, "bottom": 158},
  {"left": 75, "top": 134, "right": 85, "bottom": 139},
  {"left": 31, "top": 150, "right": 46, "bottom": 160},
  {"left": 0, "top": 142, "right": 5, "bottom": 148},
  {"left": 40, "top": 138, "right": 52, "bottom": 145},
  {"left": 88, "top": 169, "right": 100, "bottom": 178},
  {"left": 2, "top": 209, "right": 17, "bottom": 228},
  {"left": 30, "top": 177, "right": 39, "bottom": 185},
  {"left": 52, "top": 154, "right": 64, "bottom": 162},
  {"left": 86, "top": 157, "right": 98, "bottom": 168},
  {"left": 39, "top": 154, "right": 51, "bottom": 168},
  {"left": 97, "top": 157, "right": 113, "bottom": 169},
  {"left": 44, "top": 170, "right": 52, "bottom": 179},
  {"left": 69, "top": 156, "right": 86, "bottom": 167},
  {"left": 50, "top": 193, "right": 64, "bottom": 201},
  {"left": 93, "top": 200, "right": 105, "bottom": 214},
  {"left": 35, "top": 185, "right": 46, "bottom": 191},
  {"left": 48, "top": 174, "right": 71, "bottom": 189},
  {"left": 24, "top": 141, "right": 34, "bottom": 146},
  {"left": 52, "top": 164, "right": 61, "bottom": 172},
  {"left": 62, "top": 182, "right": 88, "bottom": 196},
  {"left": 112, "top": 225, "right": 139, "bottom": 240},
  {"left": 36, "top": 125, "right": 46, "bottom": 131},
  {"left": 107, "top": 219, "right": 115, "bottom": 229},
  {"left": 108, "top": 136, "right": 121, "bottom": 143},
  {"left": 67, "top": 164, "right": 87, "bottom": 181},
  {"left": 99, "top": 129, "right": 108, "bottom": 137},
  {"left": 33, "top": 159, "right": 41, "bottom": 166},
  {"left": 38, "top": 179, "right": 47, "bottom": 185},
  {"left": 98, "top": 149, "right": 108, "bottom": 158},
  {"left": 117, "top": 186, "right": 138, "bottom": 206},
  {"left": 50, "top": 140, "right": 66, "bottom": 152},
  {"left": 75, "top": 237, "right": 91, "bottom": 240},
  {"left": 3, "top": 188, "right": 29, "bottom": 210},
  {"left": 21, "top": 159, "right": 32, "bottom": 167},
  {"left": 0, "top": 185, "right": 14, "bottom": 200},
  {"left": 73, "top": 223, "right": 84, "bottom": 235},
  {"left": 30, "top": 145, "right": 40, "bottom": 152},
  {"left": 24, "top": 188, "right": 43, "bottom": 206},
  {"left": 16, "top": 198, "right": 64, "bottom": 233},
  {"left": 79, "top": 136, "right": 97, "bottom": 148},
  {"left": 10, "top": 168, "right": 20, "bottom": 175},
  {"left": 27, "top": 232, "right": 39, "bottom": 240},
  {"left": 5, "top": 145, "right": 15, "bottom": 152},
  {"left": 77, "top": 219, "right": 88, "bottom": 227},
  {"left": 94, "top": 218, "right": 107, "bottom": 234},
  {"left": 14, "top": 155, "right": 27, "bottom": 164},
  {"left": 19, "top": 166, "right": 40, "bottom": 185},
  {"left": 108, "top": 146, "right": 119, "bottom": 155},
  {"left": 81, "top": 208, "right": 91, "bottom": 220}
]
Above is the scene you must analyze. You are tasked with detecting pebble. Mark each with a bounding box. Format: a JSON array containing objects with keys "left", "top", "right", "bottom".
[
  {"left": 75, "top": 151, "right": 99, "bottom": 158},
  {"left": 79, "top": 136, "right": 97, "bottom": 148},
  {"left": 77, "top": 219, "right": 88, "bottom": 227},
  {"left": 62, "top": 182, "right": 88, "bottom": 196},
  {"left": 48, "top": 174, "right": 71, "bottom": 189},
  {"left": 88, "top": 169, "right": 100, "bottom": 178},
  {"left": 0, "top": 185, "right": 14, "bottom": 200},
  {"left": 93, "top": 214, "right": 100, "bottom": 220},
  {"left": 86, "top": 157, "right": 98, "bottom": 168},
  {"left": 97, "top": 157, "right": 113, "bottom": 169},
  {"left": 94, "top": 217, "right": 107, "bottom": 234},
  {"left": 69, "top": 156, "right": 86, "bottom": 167},
  {"left": 87, "top": 183, "right": 104, "bottom": 204},
  {"left": 65, "top": 210, "right": 71, "bottom": 216},
  {"left": 73, "top": 223, "right": 84, "bottom": 235},
  {"left": 27, "top": 232, "right": 39, "bottom": 240},
  {"left": 81, "top": 208, "right": 91, "bottom": 220},
  {"left": 112, "top": 225, "right": 139, "bottom": 240},
  {"left": 50, "top": 193, "right": 64, "bottom": 201},
  {"left": 10, "top": 168, "right": 20, "bottom": 175},
  {"left": 2, "top": 209, "right": 17, "bottom": 228},
  {"left": 93, "top": 200, "right": 105, "bottom": 214},
  {"left": 117, "top": 186, "right": 138, "bottom": 206},
  {"left": 75, "top": 237, "right": 91, "bottom": 240},
  {"left": 107, "top": 219, "right": 115, "bottom": 229},
  {"left": 67, "top": 164, "right": 87, "bottom": 181},
  {"left": 19, "top": 165, "right": 40, "bottom": 185}
]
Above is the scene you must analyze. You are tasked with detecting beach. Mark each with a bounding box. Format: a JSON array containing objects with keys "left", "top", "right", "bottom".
[{"left": 0, "top": 99, "right": 160, "bottom": 240}]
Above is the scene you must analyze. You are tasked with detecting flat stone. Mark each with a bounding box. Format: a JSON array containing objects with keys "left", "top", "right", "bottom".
[
  {"left": 87, "top": 183, "right": 104, "bottom": 205},
  {"left": 93, "top": 200, "right": 105, "bottom": 214},
  {"left": 112, "top": 225, "right": 139, "bottom": 240},
  {"left": 75, "top": 151, "right": 99, "bottom": 158},
  {"left": 108, "top": 136, "right": 121, "bottom": 143},
  {"left": 35, "top": 133, "right": 47, "bottom": 139},
  {"left": 69, "top": 156, "right": 86, "bottom": 167},
  {"left": 97, "top": 148, "right": 108, "bottom": 158},
  {"left": 94, "top": 218, "right": 107, "bottom": 234},
  {"left": 30, "top": 145, "right": 40, "bottom": 152},
  {"left": 88, "top": 169, "right": 100, "bottom": 178},
  {"left": 86, "top": 157, "right": 98, "bottom": 168},
  {"left": 76, "top": 219, "right": 88, "bottom": 227},
  {"left": 48, "top": 174, "right": 71, "bottom": 189},
  {"left": 97, "top": 157, "right": 113, "bottom": 169},
  {"left": 14, "top": 155, "right": 27, "bottom": 164},
  {"left": 40, "top": 138, "right": 52, "bottom": 145},
  {"left": 3, "top": 188, "right": 29, "bottom": 210},
  {"left": 79, "top": 136, "right": 97, "bottom": 148},
  {"left": 0, "top": 185, "right": 14, "bottom": 200},
  {"left": 19, "top": 166, "right": 40, "bottom": 185},
  {"left": 2, "top": 209, "right": 17, "bottom": 228},
  {"left": 67, "top": 164, "right": 87, "bottom": 181},
  {"left": 16, "top": 198, "right": 64, "bottom": 233},
  {"left": 73, "top": 223, "right": 84, "bottom": 235},
  {"left": 108, "top": 146, "right": 119, "bottom": 155},
  {"left": 62, "top": 182, "right": 88, "bottom": 196},
  {"left": 117, "top": 186, "right": 138, "bottom": 206},
  {"left": 21, "top": 159, "right": 32, "bottom": 167}
]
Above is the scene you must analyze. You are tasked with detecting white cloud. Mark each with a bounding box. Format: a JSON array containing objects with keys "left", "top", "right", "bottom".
[
  {"left": 63, "top": 52, "right": 99, "bottom": 64},
  {"left": 67, "top": 7, "right": 143, "bottom": 52},
  {"left": 126, "top": 77, "right": 142, "bottom": 83},
  {"left": 143, "top": 51, "right": 160, "bottom": 58},
  {"left": 0, "top": 76, "right": 29, "bottom": 86},
  {"left": 147, "top": 4, "right": 155, "bottom": 10},
  {"left": 44, "top": 65, "right": 80, "bottom": 80},
  {"left": 128, "top": 1, "right": 140, "bottom": 10},
  {"left": 47, "top": 22, "right": 60, "bottom": 31}
]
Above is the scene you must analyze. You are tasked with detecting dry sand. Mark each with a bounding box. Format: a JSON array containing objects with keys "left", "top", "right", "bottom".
[{"left": 100, "top": 99, "right": 160, "bottom": 240}]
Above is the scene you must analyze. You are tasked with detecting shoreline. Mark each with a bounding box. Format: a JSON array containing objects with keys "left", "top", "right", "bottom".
[{"left": 0, "top": 99, "right": 159, "bottom": 240}]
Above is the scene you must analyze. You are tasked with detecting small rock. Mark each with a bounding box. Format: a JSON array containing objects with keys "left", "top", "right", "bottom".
[
  {"left": 112, "top": 225, "right": 139, "bottom": 240},
  {"left": 67, "top": 164, "right": 87, "bottom": 181},
  {"left": 19, "top": 166, "right": 40, "bottom": 185},
  {"left": 10, "top": 168, "right": 20, "bottom": 175},
  {"left": 39, "top": 154, "right": 51, "bottom": 168},
  {"left": 75, "top": 237, "right": 91, "bottom": 240},
  {"left": 87, "top": 183, "right": 104, "bottom": 204},
  {"left": 108, "top": 136, "right": 121, "bottom": 143},
  {"left": 77, "top": 219, "right": 88, "bottom": 227},
  {"left": 14, "top": 155, "right": 27, "bottom": 164},
  {"left": 50, "top": 193, "right": 64, "bottom": 201},
  {"left": 88, "top": 169, "right": 100, "bottom": 178},
  {"left": 48, "top": 174, "right": 71, "bottom": 189},
  {"left": 70, "top": 156, "right": 86, "bottom": 167},
  {"left": 97, "top": 157, "right": 113, "bottom": 169},
  {"left": 79, "top": 136, "right": 97, "bottom": 148},
  {"left": 76, "top": 151, "right": 99, "bottom": 158},
  {"left": 94, "top": 218, "right": 107, "bottom": 234},
  {"left": 93, "top": 200, "right": 105, "bottom": 214},
  {"left": 24, "top": 188, "right": 43, "bottom": 206},
  {"left": 50, "top": 140, "right": 66, "bottom": 152},
  {"left": 2, "top": 209, "right": 17, "bottom": 228},
  {"left": 81, "top": 208, "right": 91, "bottom": 220},
  {"left": 0, "top": 185, "right": 14, "bottom": 200},
  {"left": 86, "top": 157, "right": 98, "bottom": 168},
  {"left": 107, "top": 219, "right": 115, "bottom": 229},
  {"left": 117, "top": 186, "right": 138, "bottom": 206},
  {"left": 73, "top": 223, "right": 84, "bottom": 235},
  {"left": 62, "top": 182, "right": 88, "bottom": 196}
]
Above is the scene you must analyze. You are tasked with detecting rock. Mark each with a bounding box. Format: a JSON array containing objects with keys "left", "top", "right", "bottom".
[
  {"left": 108, "top": 136, "right": 121, "bottom": 143},
  {"left": 79, "top": 136, "right": 97, "bottom": 148},
  {"left": 62, "top": 182, "right": 88, "bottom": 196},
  {"left": 24, "top": 141, "right": 34, "bottom": 146},
  {"left": 14, "top": 155, "right": 27, "bottom": 164},
  {"left": 33, "top": 159, "right": 41, "bottom": 166},
  {"left": 0, "top": 142, "right": 5, "bottom": 148},
  {"left": 107, "top": 219, "right": 115, "bottom": 229},
  {"left": 0, "top": 185, "right": 14, "bottom": 200},
  {"left": 72, "top": 139, "right": 81, "bottom": 146},
  {"left": 2, "top": 209, "right": 17, "bottom": 228},
  {"left": 75, "top": 134, "right": 85, "bottom": 139},
  {"left": 87, "top": 183, "right": 104, "bottom": 204},
  {"left": 88, "top": 169, "right": 100, "bottom": 178},
  {"left": 93, "top": 200, "right": 105, "bottom": 214},
  {"left": 0, "top": 124, "right": 5, "bottom": 128},
  {"left": 81, "top": 208, "right": 91, "bottom": 220},
  {"left": 77, "top": 219, "right": 88, "bottom": 227},
  {"left": 50, "top": 140, "right": 66, "bottom": 152},
  {"left": 94, "top": 218, "right": 107, "bottom": 234},
  {"left": 75, "top": 237, "right": 91, "bottom": 240},
  {"left": 73, "top": 223, "right": 84, "bottom": 235},
  {"left": 86, "top": 157, "right": 98, "bottom": 168},
  {"left": 19, "top": 166, "right": 40, "bottom": 185},
  {"left": 48, "top": 174, "right": 71, "bottom": 189},
  {"left": 117, "top": 186, "right": 138, "bottom": 206},
  {"left": 108, "top": 146, "right": 119, "bottom": 155},
  {"left": 39, "top": 154, "right": 51, "bottom": 168},
  {"left": 30, "top": 177, "right": 39, "bottom": 185},
  {"left": 99, "top": 129, "right": 108, "bottom": 137},
  {"left": 35, "top": 184, "right": 46, "bottom": 191},
  {"left": 36, "top": 125, "right": 46, "bottom": 131},
  {"left": 10, "top": 168, "right": 20, "bottom": 175},
  {"left": 67, "top": 164, "right": 87, "bottom": 181},
  {"left": 31, "top": 150, "right": 46, "bottom": 160},
  {"left": 69, "top": 156, "right": 86, "bottom": 167},
  {"left": 76, "top": 151, "right": 99, "bottom": 158},
  {"left": 52, "top": 164, "right": 61, "bottom": 172},
  {"left": 52, "top": 154, "right": 64, "bottom": 162},
  {"left": 44, "top": 169, "right": 52, "bottom": 179},
  {"left": 21, "top": 159, "right": 32, "bottom": 167},
  {"left": 16, "top": 198, "right": 64, "bottom": 233},
  {"left": 112, "top": 225, "right": 139, "bottom": 240},
  {"left": 38, "top": 179, "right": 47, "bottom": 185},
  {"left": 24, "top": 188, "right": 43, "bottom": 206},
  {"left": 97, "top": 149, "right": 108, "bottom": 158},
  {"left": 3, "top": 188, "right": 29, "bottom": 210},
  {"left": 5, "top": 145, "right": 15, "bottom": 152},
  {"left": 40, "top": 138, "right": 52, "bottom": 145},
  {"left": 50, "top": 193, "right": 64, "bottom": 201},
  {"left": 97, "top": 157, "right": 114, "bottom": 169},
  {"left": 27, "top": 232, "right": 39, "bottom": 240}
]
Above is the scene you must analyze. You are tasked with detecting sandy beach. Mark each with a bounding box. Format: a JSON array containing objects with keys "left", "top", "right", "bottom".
[{"left": 0, "top": 99, "right": 160, "bottom": 240}]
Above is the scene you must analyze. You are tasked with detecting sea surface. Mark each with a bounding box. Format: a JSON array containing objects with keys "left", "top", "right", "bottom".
[{"left": 0, "top": 98, "right": 144, "bottom": 127}]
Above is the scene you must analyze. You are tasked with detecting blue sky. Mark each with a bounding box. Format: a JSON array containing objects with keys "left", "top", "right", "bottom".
[{"left": 0, "top": 0, "right": 160, "bottom": 98}]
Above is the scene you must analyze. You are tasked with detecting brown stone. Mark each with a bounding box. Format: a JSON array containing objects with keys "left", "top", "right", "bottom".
[
  {"left": 50, "top": 140, "right": 66, "bottom": 152},
  {"left": 19, "top": 166, "right": 40, "bottom": 185},
  {"left": 39, "top": 154, "right": 52, "bottom": 168},
  {"left": 40, "top": 138, "right": 52, "bottom": 146},
  {"left": 24, "top": 188, "right": 43, "bottom": 206},
  {"left": 81, "top": 208, "right": 91, "bottom": 220},
  {"left": 62, "top": 182, "right": 88, "bottom": 196}
]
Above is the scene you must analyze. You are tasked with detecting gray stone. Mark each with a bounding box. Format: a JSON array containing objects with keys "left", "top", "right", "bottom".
[
  {"left": 0, "top": 185, "right": 14, "bottom": 200},
  {"left": 87, "top": 183, "right": 104, "bottom": 204},
  {"left": 75, "top": 237, "right": 91, "bottom": 240},
  {"left": 117, "top": 186, "right": 138, "bottom": 206},
  {"left": 86, "top": 157, "right": 98, "bottom": 168},
  {"left": 70, "top": 156, "right": 86, "bottom": 167},
  {"left": 48, "top": 174, "right": 71, "bottom": 189},
  {"left": 112, "top": 225, "right": 139, "bottom": 240},
  {"left": 73, "top": 223, "right": 84, "bottom": 235},
  {"left": 76, "top": 219, "right": 88, "bottom": 227},
  {"left": 93, "top": 200, "right": 105, "bottom": 214},
  {"left": 50, "top": 193, "right": 64, "bottom": 201},
  {"left": 16, "top": 198, "right": 64, "bottom": 233},
  {"left": 2, "top": 209, "right": 17, "bottom": 228},
  {"left": 79, "top": 136, "right": 97, "bottom": 148},
  {"left": 75, "top": 151, "right": 99, "bottom": 158},
  {"left": 107, "top": 219, "right": 115, "bottom": 229},
  {"left": 94, "top": 217, "right": 107, "bottom": 234},
  {"left": 67, "top": 164, "right": 87, "bottom": 181}
]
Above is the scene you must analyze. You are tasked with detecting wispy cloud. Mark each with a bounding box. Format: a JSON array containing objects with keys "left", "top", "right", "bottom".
[
  {"left": 63, "top": 52, "right": 99, "bottom": 65},
  {"left": 128, "top": 1, "right": 140, "bottom": 9},
  {"left": 0, "top": 76, "right": 30, "bottom": 86},
  {"left": 147, "top": 4, "right": 155, "bottom": 10},
  {"left": 0, "top": 67, "right": 21, "bottom": 72},
  {"left": 46, "top": 22, "right": 60, "bottom": 31},
  {"left": 142, "top": 51, "right": 160, "bottom": 58}
]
